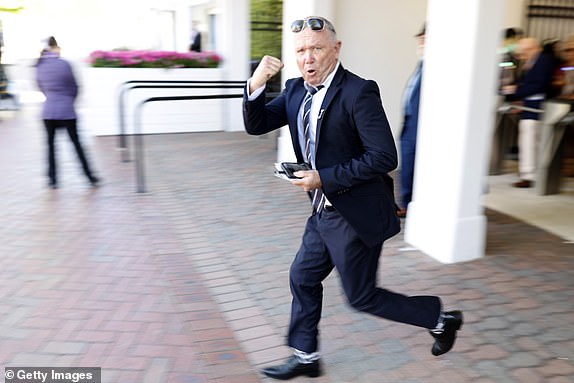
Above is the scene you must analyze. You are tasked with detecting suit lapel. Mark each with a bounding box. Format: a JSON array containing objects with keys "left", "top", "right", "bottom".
[
  {"left": 315, "top": 66, "right": 345, "bottom": 151},
  {"left": 285, "top": 66, "right": 346, "bottom": 161}
]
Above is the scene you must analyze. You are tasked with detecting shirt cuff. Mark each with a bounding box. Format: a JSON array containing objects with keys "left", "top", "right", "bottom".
[{"left": 246, "top": 78, "right": 266, "bottom": 101}]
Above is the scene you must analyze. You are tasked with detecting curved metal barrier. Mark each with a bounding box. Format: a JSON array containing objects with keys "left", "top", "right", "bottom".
[
  {"left": 132, "top": 92, "right": 245, "bottom": 193},
  {"left": 490, "top": 100, "right": 573, "bottom": 195},
  {"left": 117, "top": 80, "right": 246, "bottom": 162}
]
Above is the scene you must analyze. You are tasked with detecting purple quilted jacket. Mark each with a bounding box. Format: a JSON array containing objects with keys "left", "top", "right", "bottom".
[{"left": 36, "top": 52, "right": 78, "bottom": 120}]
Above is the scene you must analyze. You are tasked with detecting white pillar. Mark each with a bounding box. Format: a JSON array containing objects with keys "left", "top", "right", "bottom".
[
  {"left": 277, "top": 0, "right": 335, "bottom": 162},
  {"left": 220, "top": 0, "right": 250, "bottom": 131},
  {"left": 404, "top": 0, "right": 505, "bottom": 263}
]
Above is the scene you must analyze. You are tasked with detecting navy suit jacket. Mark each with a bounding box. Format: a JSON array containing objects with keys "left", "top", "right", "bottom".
[
  {"left": 506, "top": 52, "right": 555, "bottom": 120},
  {"left": 243, "top": 65, "right": 400, "bottom": 247}
]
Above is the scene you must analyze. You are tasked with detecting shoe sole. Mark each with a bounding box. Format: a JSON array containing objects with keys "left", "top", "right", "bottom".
[{"left": 455, "top": 311, "right": 464, "bottom": 331}]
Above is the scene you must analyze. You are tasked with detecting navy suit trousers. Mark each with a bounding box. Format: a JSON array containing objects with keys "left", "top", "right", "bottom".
[{"left": 287, "top": 209, "right": 442, "bottom": 353}]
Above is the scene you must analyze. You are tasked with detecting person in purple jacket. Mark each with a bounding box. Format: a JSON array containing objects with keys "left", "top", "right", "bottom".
[{"left": 36, "top": 36, "right": 99, "bottom": 189}]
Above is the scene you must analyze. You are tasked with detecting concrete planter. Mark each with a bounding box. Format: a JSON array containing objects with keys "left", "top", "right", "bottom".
[{"left": 79, "top": 66, "right": 243, "bottom": 136}]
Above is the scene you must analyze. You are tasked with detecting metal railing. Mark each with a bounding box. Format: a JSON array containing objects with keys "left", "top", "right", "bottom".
[
  {"left": 117, "top": 80, "right": 246, "bottom": 162},
  {"left": 120, "top": 81, "right": 246, "bottom": 192},
  {"left": 497, "top": 103, "right": 544, "bottom": 114},
  {"left": 490, "top": 103, "right": 545, "bottom": 175}
]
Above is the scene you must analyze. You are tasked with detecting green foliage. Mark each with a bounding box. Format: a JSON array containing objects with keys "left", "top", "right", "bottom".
[
  {"left": 0, "top": 7, "right": 23, "bottom": 13},
  {"left": 250, "top": 0, "right": 282, "bottom": 61}
]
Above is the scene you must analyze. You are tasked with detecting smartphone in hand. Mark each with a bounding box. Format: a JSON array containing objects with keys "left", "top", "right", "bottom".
[
  {"left": 281, "top": 162, "right": 311, "bottom": 179},
  {"left": 273, "top": 162, "right": 311, "bottom": 180}
]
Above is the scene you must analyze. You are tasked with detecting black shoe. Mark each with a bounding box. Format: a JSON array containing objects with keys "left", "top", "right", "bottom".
[
  {"left": 89, "top": 176, "right": 100, "bottom": 187},
  {"left": 512, "top": 179, "right": 532, "bottom": 188},
  {"left": 48, "top": 180, "right": 58, "bottom": 189},
  {"left": 430, "top": 310, "right": 463, "bottom": 356},
  {"left": 261, "top": 356, "right": 322, "bottom": 380}
]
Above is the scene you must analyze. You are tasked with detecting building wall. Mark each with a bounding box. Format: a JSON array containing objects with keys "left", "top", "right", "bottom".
[
  {"left": 505, "top": 0, "right": 527, "bottom": 29},
  {"left": 334, "top": 0, "right": 427, "bottom": 139},
  {"left": 0, "top": 0, "right": 221, "bottom": 63}
]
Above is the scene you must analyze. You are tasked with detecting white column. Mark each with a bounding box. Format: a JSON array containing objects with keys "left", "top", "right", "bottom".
[
  {"left": 277, "top": 0, "right": 335, "bottom": 162},
  {"left": 404, "top": 0, "right": 505, "bottom": 263},
  {"left": 220, "top": 0, "right": 250, "bottom": 131}
]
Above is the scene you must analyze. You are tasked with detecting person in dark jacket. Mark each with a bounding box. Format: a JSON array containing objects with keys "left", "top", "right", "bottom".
[
  {"left": 398, "top": 24, "right": 425, "bottom": 218},
  {"left": 503, "top": 37, "right": 555, "bottom": 188},
  {"left": 36, "top": 36, "right": 99, "bottom": 189},
  {"left": 189, "top": 21, "right": 202, "bottom": 52}
]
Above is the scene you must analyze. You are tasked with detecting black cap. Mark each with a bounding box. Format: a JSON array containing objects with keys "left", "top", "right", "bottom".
[{"left": 415, "top": 24, "right": 426, "bottom": 37}]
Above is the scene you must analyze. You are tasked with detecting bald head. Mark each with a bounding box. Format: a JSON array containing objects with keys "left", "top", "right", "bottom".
[{"left": 516, "top": 37, "right": 542, "bottom": 63}]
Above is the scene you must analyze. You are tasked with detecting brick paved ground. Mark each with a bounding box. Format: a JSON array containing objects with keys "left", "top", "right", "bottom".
[{"left": 1, "top": 105, "right": 573, "bottom": 383}]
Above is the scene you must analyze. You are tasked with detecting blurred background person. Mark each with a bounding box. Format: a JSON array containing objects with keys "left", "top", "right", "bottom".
[
  {"left": 541, "top": 38, "right": 563, "bottom": 99},
  {"left": 36, "top": 36, "right": 100, "bottom": 189},
  {"left": 0, "top": 49, "right": 18, "bottom": 110},
  {"left": 189, "top": 21, "right": 202, "bottom": 52},
  {"left": 499, "top": 27, "right": 524, "bottom": 90},
  {"left": 397, "top": 24, "right": 425, "bottom": 218},
  {"left": 551, "top": 36, "right": 574, "bottom": 179},
  {"left": 553, "top": 35, "right": 574, "bottom": 98},
  {"left": 495, "top": 28, "right": 525, "bottom": 166},
  {"left": 502, "top": 37, "right": 556, "bottom": 188}
]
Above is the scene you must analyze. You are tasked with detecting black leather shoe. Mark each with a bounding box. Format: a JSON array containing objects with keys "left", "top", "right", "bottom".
[
  {"left": 261, "top": 356, "right": 322, "bottom": 380},
  {"left": 512, "top": 179, "right": 532, "bottom": 188},
  {"left": 430, "top": 310, "right": 463, "bottom": 356},
  {"left": 89, "top": 176, "right": 100, "bottom": 187}
]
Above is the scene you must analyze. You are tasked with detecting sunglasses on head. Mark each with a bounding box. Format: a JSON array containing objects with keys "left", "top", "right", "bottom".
[{"left": 291, "top": 18, "right": 326, "bottom": 33}]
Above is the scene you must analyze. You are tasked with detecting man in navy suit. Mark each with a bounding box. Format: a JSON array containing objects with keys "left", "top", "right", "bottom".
[
  {"left": 243, "top": 16, "right": 462, "bottom": 380},
  {"left": 398, "top": 25, "right": 425, "bottom": 218}
]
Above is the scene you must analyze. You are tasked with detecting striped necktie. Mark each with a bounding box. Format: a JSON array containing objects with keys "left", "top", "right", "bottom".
[{"left": 302, "top": 83, "right": 325, "bottom": 213}]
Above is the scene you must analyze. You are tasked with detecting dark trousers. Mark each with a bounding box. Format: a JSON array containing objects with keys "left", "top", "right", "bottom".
[
  {"left": 44, "top": 119, "right": 94, "bottom": 184},
  {"left": 288, "top": 209, "right": 441, "bottom": 353}
]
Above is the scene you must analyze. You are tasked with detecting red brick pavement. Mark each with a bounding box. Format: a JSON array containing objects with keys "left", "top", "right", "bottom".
[{"left": 1, "top": 105, "right": 573, "bottom": 382}]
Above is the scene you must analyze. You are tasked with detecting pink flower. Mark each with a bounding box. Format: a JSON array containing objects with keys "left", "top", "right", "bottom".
[{"left": 89, "top": 49, "right": 222, "bottom": 68}]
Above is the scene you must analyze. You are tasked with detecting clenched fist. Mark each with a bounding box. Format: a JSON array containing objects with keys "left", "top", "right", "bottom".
[{"left": 250, "top": 55, "right": 284, "bottom": 93}]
